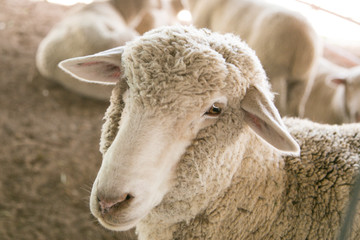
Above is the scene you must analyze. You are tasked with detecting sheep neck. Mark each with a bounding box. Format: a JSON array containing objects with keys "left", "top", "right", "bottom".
[{"left": 136, "top": 132, "right": 286, "bottom": 240}]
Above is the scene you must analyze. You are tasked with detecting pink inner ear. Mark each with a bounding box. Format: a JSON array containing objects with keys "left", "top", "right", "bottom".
[
  {"left": 331, "top": 78, "right": 347, "bottom": 85},
  {"left": 109, "top": 69, "right": 121, "bottom": 78},
  {"left": 77, "top": 61, "right": 102, "bottom": 66},
  {"left": 247, "top": 112, "right": 262, "bottom": 129},
  {"left": 60, "top": 56, "right": 123, "bottom": 84},
  {"left": 75, "top": 61, "right": 121, "bottom": 83},
  {"left": 106, "top": 64, "right": 121, "bottom": 79}
]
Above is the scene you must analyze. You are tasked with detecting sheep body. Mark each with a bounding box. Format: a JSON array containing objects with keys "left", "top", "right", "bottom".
[
  {"left": 304, "top": 58, "right": 360, "bottom": 124},
  {"left": 135, "top": 118, "right": 360, "bottom": 240},
  {"left": 186, "top": 0, "right": 321, "bottom": 116},
  {"left": 59, "top": 26, "right": 360, "bottom": 240}
]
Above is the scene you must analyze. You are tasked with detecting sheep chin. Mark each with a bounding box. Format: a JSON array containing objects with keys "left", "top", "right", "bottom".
[{"left": 97, "top": 216, "right": 140, "bottom": 231}]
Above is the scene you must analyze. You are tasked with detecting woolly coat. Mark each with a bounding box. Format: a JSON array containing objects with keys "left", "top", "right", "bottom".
[
  {"left": 95, "top": 27, "right": 360, "bottom": 239},
  {"left": 102, "top": 85, "right": 360, "bottom": 239}
]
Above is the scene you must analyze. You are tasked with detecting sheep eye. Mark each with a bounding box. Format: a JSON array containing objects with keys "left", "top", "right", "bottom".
[{"left": 205, "top": 103, "right": 222, "bottom": 117}]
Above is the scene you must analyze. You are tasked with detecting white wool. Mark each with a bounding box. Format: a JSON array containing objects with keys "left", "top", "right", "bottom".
[{"left": 59, "top": 25, "right": 360, "bottom": 240}]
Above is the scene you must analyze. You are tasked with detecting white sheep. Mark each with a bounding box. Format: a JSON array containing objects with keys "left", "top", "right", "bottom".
[
  {"left": 36, "top": 0, "right": 183, "bottom": 100},
  {"left": 185, "top": 0, "right": 322, "bottom": 117},
  {"left": 59, "top": 26, "right": 360, "bottom": 239},
  {"left": 36, "top": 1, "right": 140, "bottom": 100},
  {"left": 304, "top": 58, "right": 360, "bottom": 124}
]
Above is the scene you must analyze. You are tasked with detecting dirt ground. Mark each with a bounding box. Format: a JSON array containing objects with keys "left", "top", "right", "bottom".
[{"left": 0, "top": 0, "right": 135, "bottom": 239}]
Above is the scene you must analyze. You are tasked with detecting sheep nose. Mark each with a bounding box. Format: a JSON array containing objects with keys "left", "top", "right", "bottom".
[{"left": 97, "top": 193, "right": 134, "bottom": 215}]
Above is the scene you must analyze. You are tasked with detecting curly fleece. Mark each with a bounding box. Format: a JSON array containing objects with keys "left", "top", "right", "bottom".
[{"left": 99, "top": 26, "right": 360, "bottom": 239}]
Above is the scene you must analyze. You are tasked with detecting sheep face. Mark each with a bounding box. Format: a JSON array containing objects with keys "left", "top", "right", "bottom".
[
  {"left": 59, "top": 26, "right": 299, "bottom": 231},
  {"left": 328, "top": 66, "right": 360, "bottom": 123},
  {"left": 95, "top": 89, "right": 230, "bottom": 230}
]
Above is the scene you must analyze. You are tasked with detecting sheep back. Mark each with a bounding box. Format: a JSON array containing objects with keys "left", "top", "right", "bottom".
[{"left": 282, "top": 118, "right": 360, "bottom": 239}]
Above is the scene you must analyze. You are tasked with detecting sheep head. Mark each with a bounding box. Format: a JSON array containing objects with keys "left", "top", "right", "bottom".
[
  {"left": 59, "top": 26, "right": 299, "bottom": 231},
  {"left": 327, "top": 66, "right": 360, "bottom": 123}
]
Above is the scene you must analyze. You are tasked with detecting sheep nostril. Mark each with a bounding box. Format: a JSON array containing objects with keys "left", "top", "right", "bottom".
[
  {"left": 125, "top": 194, "right": 133, "bottom": 201},
  {"left": 97, "top": 193, "right": 134, "bottom": 215}
]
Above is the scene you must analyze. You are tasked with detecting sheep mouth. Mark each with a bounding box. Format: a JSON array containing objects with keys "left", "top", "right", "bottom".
[{"left": 98, "top": 216, "right": 140, "bottom": 231}]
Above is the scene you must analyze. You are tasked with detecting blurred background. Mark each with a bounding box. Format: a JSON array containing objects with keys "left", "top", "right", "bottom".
[
  {"left": 0, "top": 0, "right": 359, "bottom": 239},
  {"left": 43, "top": 0, "right": 360, "bottom": 50}
]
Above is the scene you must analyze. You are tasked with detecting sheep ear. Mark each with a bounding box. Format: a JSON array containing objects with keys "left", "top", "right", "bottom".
[
  {"left": 58, "top": 46, "right": 124, "bottom": 85},
  {"left": 241, "top": 85, "right": 300, "bottom": 154},
  {"left": 330, "top": 77, "right": 347, "bottom": 86}
]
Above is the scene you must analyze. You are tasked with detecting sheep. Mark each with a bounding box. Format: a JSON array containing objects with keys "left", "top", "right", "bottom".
[
  {"left": 184, "top": 0, "right": 322, "bottom": 117},
  {"left": 304, "top": 58, "right": 360, "bottom": 124},
  {"left": 58, "top": 25, "right": 360, "bottom": 239},
  {"left": 36, "top": 0, "right": 183, "bottom": 100},
  {"left": 36, "top": 1, "right": 141, "bottom": 100}
]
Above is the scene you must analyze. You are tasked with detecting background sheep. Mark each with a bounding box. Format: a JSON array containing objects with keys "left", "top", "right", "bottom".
[
  {"left": 0, "top": 0, "right": 142, "bottom": 239},
  {"left": 184, "top": 0, "right": 322, "bottom": 117},
  {"left": 36, "top": 1, "right": 138, "bottom": 100},
  {"left": 304, "top": 58, "right": 360, "bottom": 124},
  {"left": 36, "top": 0, "right": 181, "bottom": 101},
  {"left": 59, "top": 25, "right": 360, "bottom": 240}
]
